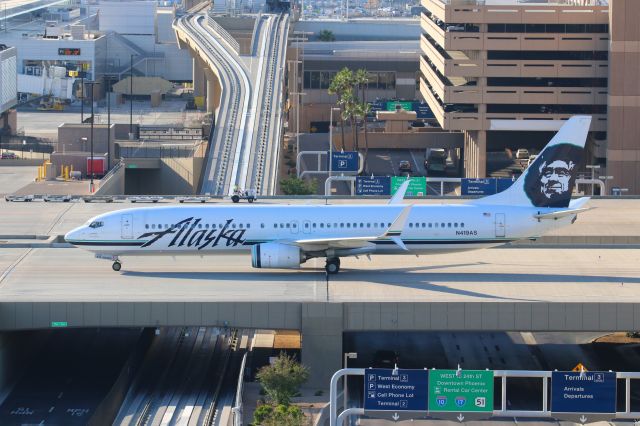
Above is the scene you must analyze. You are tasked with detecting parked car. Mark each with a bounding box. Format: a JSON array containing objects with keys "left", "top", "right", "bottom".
[
  {"left": 1, "top": 152, "right": 17, "bottom": 159},
  {"left": 515, "top": 148, "right": 530, "bottom": 160},
  {"left": 398, "top": 160, "right": 412, "bottom": 173}
]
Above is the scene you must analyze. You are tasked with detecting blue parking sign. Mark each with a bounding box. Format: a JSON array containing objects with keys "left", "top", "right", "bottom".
[{"left": 329, "top": 151, "right": 359, "bottom": 172}]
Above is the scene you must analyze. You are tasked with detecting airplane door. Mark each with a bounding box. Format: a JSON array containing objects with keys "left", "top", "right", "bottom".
[
  {"left": 302, "top": 220, "right": 311, "bottom": 234},
  {"left": 121, "top": 214, "right": 133, "bottom": 239},
  {"left": 495, "top": 213, "right": 505, "bottom": 238},
  {"left": 290, "top": 220, "right": 299, "bottom": 234}
]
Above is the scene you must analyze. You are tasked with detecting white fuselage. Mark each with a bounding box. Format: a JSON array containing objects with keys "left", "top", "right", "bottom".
[{"left": 64, "top": 203, "right": 571, "bottom": 257}]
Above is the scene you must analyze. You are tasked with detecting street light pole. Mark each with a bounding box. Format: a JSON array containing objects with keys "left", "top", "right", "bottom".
[
  {"left": 329, "top": 107, "right": 340, "bottom": 183},
  {"left": 130, "top": 54, "right": 136, "bottom": 138},
  {"left": 343, "top": 352, "right": 357, "bottom": 413}
]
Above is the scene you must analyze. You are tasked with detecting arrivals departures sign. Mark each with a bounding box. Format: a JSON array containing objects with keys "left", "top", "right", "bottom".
[
  {"left": 551, "top": 371, "right": 616, "bottom": 423},
  {"left": 364, "top": 368, "right": 429, "bottom": 421},
  {"left": 428, "top": 369, "right": 494, "bottom": 421}
]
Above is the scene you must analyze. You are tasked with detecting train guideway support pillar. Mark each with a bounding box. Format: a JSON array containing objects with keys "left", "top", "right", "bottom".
[
  {"left": 193, "top": 57, "right": 207, "bottom": 101},
  {"left": 205, "top": 68, "right": 221, "bottom": 113}
]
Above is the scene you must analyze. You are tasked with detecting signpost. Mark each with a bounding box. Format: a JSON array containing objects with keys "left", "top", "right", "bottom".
[
  {"left": 355, "top": 176, "right": 391, "bottom": 196},
  {"left": 461, "top": 178, "right": 497, "bottom": 196},
  {"left": 364, "top": 368, "right": 429, "bottom": 421},
  {"left": 386, "top": 101, "right": 413, "bottom": 111},
  {"left": 329, "top": 151, "right": 359, "bottom": 173},
  {"left": 428, "top": 369, "right": 494, "bottom": 421},
  {"left": 551, "top": 371, "right": 616, "bottom": 423},
  {"left": 391, "top": 176, "right": 426, "bottom": 196}
]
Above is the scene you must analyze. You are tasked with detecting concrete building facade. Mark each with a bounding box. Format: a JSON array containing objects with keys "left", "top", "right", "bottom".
[
  {"left": 607, "top": 0, "right": 640, "bottom": 194},
  {"left": 419, "top": 0, "right": 637, "bottom": 190}
]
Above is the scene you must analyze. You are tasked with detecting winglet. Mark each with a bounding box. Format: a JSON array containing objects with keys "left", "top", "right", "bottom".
[
  {"left": 389, "top": 180, "right": 411, "bottom": 205},
  {"left": 383, "top": 205, "right": 412, "bottom": 236}
]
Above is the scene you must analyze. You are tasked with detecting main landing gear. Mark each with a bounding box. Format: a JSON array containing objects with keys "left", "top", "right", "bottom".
[
  {"left": 325, "top": 257, "right": 340, "bottom": 275},
  {"left": 112, "top": 260, "right": 122, "bottom": 272}
]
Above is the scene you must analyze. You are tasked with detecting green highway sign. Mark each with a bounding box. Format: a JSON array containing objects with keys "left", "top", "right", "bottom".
[
  {"left": 429, "top": 369, "right": 494, "bottom": 420},
  {"left": 391, "top": 176, "right": 426, "bottom": 196},
  {"left": 51, "top": 321, "right": 68, "bottom": 328},
  {"left": 386, "top": 101, "right": 413, "bottom": 111}
]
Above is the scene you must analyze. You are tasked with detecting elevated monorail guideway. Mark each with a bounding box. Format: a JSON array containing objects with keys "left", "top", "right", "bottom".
[{"left": 174, "top": 10, "right": 289, "bottom": 197}]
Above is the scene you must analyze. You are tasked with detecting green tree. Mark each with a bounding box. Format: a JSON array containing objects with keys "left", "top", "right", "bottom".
[
  {"left": 256, "top": 352, "right": 310, "bottom": 406},
  {"left": 279, "top": 177, "right": 317, "bottom": 196},
  {"left": 257, "top": 404, "right": 308, "bottom": 426},
  {"left": 318, "top": 29, "right": 335, "bottom": 42}
]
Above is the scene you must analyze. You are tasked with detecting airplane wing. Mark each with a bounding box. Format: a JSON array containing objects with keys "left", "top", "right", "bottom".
[{"left": 287, "top": 205, "right": 412, "bottom": 251}]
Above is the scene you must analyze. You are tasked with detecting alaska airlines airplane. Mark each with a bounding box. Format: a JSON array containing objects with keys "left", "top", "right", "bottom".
[{"left": 65, "top": 116, "right": 592, "bottom": 274}]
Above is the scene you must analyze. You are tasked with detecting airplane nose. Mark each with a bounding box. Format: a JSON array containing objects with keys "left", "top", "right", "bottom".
[{"left": 64, "top": 227, "right": 82, "bottom": 244}]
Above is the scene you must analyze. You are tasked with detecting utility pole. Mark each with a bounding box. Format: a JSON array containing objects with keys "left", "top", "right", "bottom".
[
  {"left": 88, "top": 81, "right": 95, "bottom": 193},
  {"left": 129, "top": 54, "right": 136, "bottom": 138},
  {"left": 80, "top": 70, "right": 84, "bottom": 123},
  {"left": 106, "top": 35, "right": 111, "bottom": 170}
]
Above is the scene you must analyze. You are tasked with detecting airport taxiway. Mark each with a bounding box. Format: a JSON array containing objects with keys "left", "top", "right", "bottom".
[{"left": 0, "top": 247, "right": 638, "bottom": 303}]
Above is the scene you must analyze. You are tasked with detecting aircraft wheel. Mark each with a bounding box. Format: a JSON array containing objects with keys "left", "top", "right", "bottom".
[
  {"left": 325, "top": 258, "right": 340, "bottom": 274},
  {"left": 112, "top": 261, "right": 122, "bottom": 272}
]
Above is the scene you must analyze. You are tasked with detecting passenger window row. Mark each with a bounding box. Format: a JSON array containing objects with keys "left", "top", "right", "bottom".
[
  {"left": 144, "top": 221, "right": 465, "bottom": 231},
  {"left": 145, "top": 223, "right": 251, "bottom": 230}
]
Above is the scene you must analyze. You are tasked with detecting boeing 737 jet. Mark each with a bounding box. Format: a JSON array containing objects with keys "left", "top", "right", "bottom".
[{"left": 65, "top": 116, "right": 593, "bottom": 274}]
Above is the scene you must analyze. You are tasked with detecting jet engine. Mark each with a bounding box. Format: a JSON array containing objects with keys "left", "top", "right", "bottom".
[{"left": 251, "top": 242, "right": 303, "bottom": 269}]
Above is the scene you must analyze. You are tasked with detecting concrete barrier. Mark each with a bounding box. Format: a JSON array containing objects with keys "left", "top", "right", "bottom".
[{"left": 0, "top": 159, "right": 44, "bottom": 167}]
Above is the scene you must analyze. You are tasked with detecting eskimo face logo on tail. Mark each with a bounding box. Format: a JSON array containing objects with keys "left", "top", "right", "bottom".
[
  {"left": 524, "top": 143, "right": 584, "bottom": 208},
  {"left": 137, "top": 217, "right": 246, "bottom": 250}
]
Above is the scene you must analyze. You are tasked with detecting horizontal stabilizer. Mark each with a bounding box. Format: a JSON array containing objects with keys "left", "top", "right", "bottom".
[{"left": 533, "top": 207, "right": 591, "bottom": 220}]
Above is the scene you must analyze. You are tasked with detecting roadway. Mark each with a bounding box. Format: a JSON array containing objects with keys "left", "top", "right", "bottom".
[{"left": 0, "top": 246, "right": 638, "bottom": 303}]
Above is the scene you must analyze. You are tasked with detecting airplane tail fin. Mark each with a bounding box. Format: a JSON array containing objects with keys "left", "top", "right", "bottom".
[{"left": 474, "top": 115, "right": 591, "bottom": 208}]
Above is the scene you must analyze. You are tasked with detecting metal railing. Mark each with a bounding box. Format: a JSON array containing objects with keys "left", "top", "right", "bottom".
[
  {"left": 231, "top": 352, "right": 247, "bottom": 426},
  {"left": 330, "top": 368, "right": 640, "bottom": 426},
  {"left": 206, "top": 15, "right": 241, "bottom": 54}
]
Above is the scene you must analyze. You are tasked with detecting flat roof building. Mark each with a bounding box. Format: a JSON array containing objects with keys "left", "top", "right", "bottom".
[{"left": 420, "top": 0, "right": 640, "bottom": 193}]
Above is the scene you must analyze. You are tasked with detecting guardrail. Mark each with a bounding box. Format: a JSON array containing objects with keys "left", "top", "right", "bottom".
[
  {"left": 231, "top": 352, "right": 247, "bottom": 426},
  {"left": 330, "top": 368, "right": 640, "bottom": 426},
  {"left": 5, "top": 194, "right": 640, "bottom": 203},
  {"left": 206, "top": 14, "right": 241, "bottom": 54}
]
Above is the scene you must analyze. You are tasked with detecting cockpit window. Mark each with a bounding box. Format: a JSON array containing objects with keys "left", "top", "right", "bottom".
[{"left": 89, "top": 221, "right": 104, "bottom": 229}]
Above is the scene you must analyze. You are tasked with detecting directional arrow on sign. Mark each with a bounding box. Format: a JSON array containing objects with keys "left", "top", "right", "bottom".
[
  {"left": 457, "top": 413, "right": 465, "bottom": 422},
  {"left": 580, "top": 415, "right": 587, "bottom": 424},
  {"left": 392, "top": 413, "right": 399, "bottom": 422}
]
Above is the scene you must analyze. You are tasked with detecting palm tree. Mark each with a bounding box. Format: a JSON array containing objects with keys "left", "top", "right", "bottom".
[{"left": 328, "top": 68, "right": 353, "bottom": 150}]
